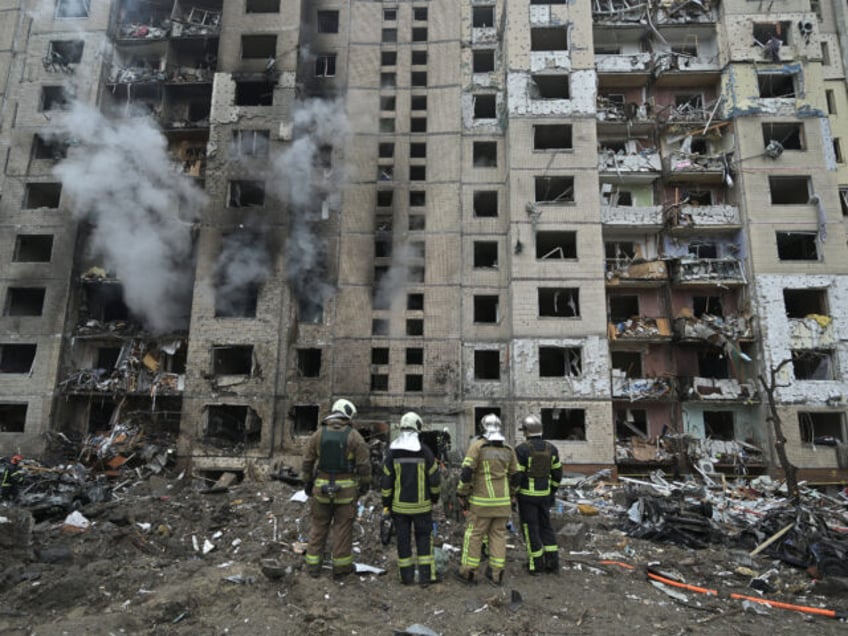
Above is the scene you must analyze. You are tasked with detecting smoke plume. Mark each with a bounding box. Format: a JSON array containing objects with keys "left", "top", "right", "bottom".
[
  {"left": 374, "top": 243, "right": 423, "bottom": 309},
  {"left": 213, "top": 225, "right": 272, "bottom": 318},
  {"left": 53, "top": 102, "right": 204, "bottom": 333}
]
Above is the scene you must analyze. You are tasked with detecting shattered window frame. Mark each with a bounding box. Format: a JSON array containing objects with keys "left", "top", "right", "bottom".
[
  {"left": 0, "top": 403, "right": 27, "bottom": 432},
  {"left": 791, "top": 349, "right": 836, "bottom": 381},
  {"left": 769, "top": 176, "right": 811, "bottom": 204},
  {"left": 473, "top": 240, "right": 498, "bottom": 268},
  {"left": 615, "top": 408, "right": 647, "bottom": 440},
  {"left": 4, "top": 287, "right": 46, "bottom": 317},
  {"left": 540, "top": 407, "right": 586, "bottom": 441},
  {"left": 472, "top": 6, "right": 494, "bottom": 28},
  {"left": 534, "top": 176, "right": 574, "bottom": 204},
  {"left": 211, "top": 345, "right": 255, "bottom": 376},
  {"left": 47, "top": 39, "right": 84, "bottom": 64},
  {"left": 761, "top": 122, "right": 804, "bottom": 151},
  {"left": 231, "top": 129, "right": 270, "bottom": 158},
  {"left": 798, "top": 411, "right": 845, "bottom": 444},
  {"left": 703, "top": 410, "right": 734, "bottom": 441},
  {"left": 473, "top": 94, "right": 497, "bottom": 119},
  {"left": 0, "top": 344, "right": 37, "bottom": 374},
  {"left": 533, "top": 124, "right": 573, "bottom": 151},
  {"left": 535, "top": 230, "right": 577, "bottom": 260},
  {"left": 204, "top": 404, "right": 262, "bottom": 447},
  {"left": 757, "top": 72, "right": 797, "bottom": 99},
  {"left": 538, "top": 287, "right": 580, "bottom": 318},
  {"left": 472, "top": 141, "right": 497, "bottom": 167},
  {"left": 23, "top": 182, "right": 62, "bottom": 209},
  {"left": 296, "top": 348, "right": 322, "bottom": 378},
  {"left": 472, "top": 49, "right": 495, "bottom": 73},
  {"left": 314, "top": 53, "right": 337, "bottom": 78},
  {"left": 240, "top": 34, "right": 277, "bottom": 60},
  {"left": 292, "top": 405, "right": 320, "bottom": 436},
  {"left": 530, "top": 26, "right": 569, "bottom": 51},
  {"left": 40, "top": 86, "right": 72, "bottom": 111},
  {"left": 539, "top": 346, "right": 582, "bottom": 378},
  {"left": 227, "top": 180, "right": 266, "bottom": 208},
  {"left": 473, "top": 294, "right": 500, "bottom": 323},
  {"left": 776, "top": 231, "right": 819, "bottom": 261},
  {"left": 13, "top": 234, "right": 53, "bottom": 263},
  {"left": 474, "top": 349, "right": 501, "bottom": 381},
  {"left": 55, "top": 0, "right": 90, "bottom": 18},
  {"left": 783, "top": 288, "right": 828, "bottom": 317}
]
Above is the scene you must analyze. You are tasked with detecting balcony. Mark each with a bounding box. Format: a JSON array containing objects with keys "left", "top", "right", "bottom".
[
  {"left": 788, "top": 315, "right": 836, "bottom": 349},
  {"left": 666, "top": 205, "right": 740, "bottom": 230},
  {"left": 675, "top": 314, "right": 755, "bottom": 343},
  {"left": 608, "top": 317, "right": 672, "bottom": 341},
  {"left": 671, "top": 257, "right": 745, "bottom": 285},
  {"left": 664, "top": 151, "right": 729, "bottom": 183},
  {"left": 601, "top": 205, "right": 663, "bottom": 228},
  {"left": 682, "top": 377, "right": 758, "bottom": 402},
  {"left": 595, "top": 52, "right": 652, "bottom": 79},
  {"left": 598, "top": 147, "right": 661, "bottom": 176},
  {"left": 653, "top": 51, "right": 720, "bottom": 81},
  {"left": 593, "top": 0, "right": 718, "bottom": 25},
  {"left": 606, "top": 259, "right": 668, "bottom": 285},
  {"left": 612, "top": 372, "right": 675, "bottom": 401}
]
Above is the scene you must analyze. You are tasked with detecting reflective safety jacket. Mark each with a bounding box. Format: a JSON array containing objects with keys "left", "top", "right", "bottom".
[
  {"left": 515, "top": 438, "right": 562, "bottom": 499},
  {"left": 457, "top": 438, "right": 519, "bottom": 517},
  {"left": 381, "top": 446, "right": 440, "bottom": 515},
  {"left": 301, "top": 419, "right": 370, "bottom": 505}
]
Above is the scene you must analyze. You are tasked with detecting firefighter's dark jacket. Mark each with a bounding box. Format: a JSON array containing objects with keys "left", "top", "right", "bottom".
[
  {"left": 515, "top": 437, "right": 563, "bottom": 498},
  {"left": 301, "top": 419, "right": 370, "bottom": 505},
  {"left": 381, "top": 445, "right": 440, "bottom": 515}
]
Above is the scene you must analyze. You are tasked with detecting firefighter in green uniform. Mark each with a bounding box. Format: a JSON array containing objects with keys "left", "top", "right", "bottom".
[
  {"left": 381, "top": 412, "right": 441, "bottom": 586},
  {"left": 301, "top": 399, "right": 370, "bottom": 579},
  {"left": 515, "top": 414, "right": 563, "bottom": 574},
  {"left": 454, "top": 413, "right": 520, "bottom": 586}
]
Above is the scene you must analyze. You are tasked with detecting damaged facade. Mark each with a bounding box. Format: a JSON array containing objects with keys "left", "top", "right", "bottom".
[{"left": 0, "top": 0, "right": 847, "bottom": 483}]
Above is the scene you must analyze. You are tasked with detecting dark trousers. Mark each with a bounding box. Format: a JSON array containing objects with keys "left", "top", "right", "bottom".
[
  {"left": 306, "top": 500, "right": 355, "bottom": 575},
  {"left": 518, "top": 496, "right": 558, "bottom": 572},
  {"left": 394, "top": 512, "right": 435, "bottom": 584}
]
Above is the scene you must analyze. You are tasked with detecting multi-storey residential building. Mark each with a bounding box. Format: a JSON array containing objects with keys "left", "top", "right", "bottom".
[{"left": 0, "top": 0, "right": 846, "bottom": 484}]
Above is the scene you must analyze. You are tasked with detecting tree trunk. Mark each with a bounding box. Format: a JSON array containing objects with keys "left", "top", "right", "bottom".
[{"left": 759, "top": 360, "right": 800, "bottom": 503}]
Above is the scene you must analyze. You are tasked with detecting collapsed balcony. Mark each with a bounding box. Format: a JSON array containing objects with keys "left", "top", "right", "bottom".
[
  {"left": 671, "top": 257, "right": 745, "bottom": 285},
  {"left": 681, "top": 376, "right": 758, "bottom": 402},
  {"left": 608, "top": 316, "right": 671, "bottom": 340},
  {"left": 606, "top": 259, "right": 668, "bottom": 284},
  {"left": 664, "top": 149, "right": 731, "bottom": 183},
  {"left": 592, "top": 0, "right": 718, "bottom": 25},
  {"left": 788, "top": 315, "right": 835, "bottom": 350},
  {"left": 666, "top": 204, "right": 740, "bottom": 229},
  {"left": 598, "top": 141, "right": 661, "bottom": 174},
  {"left": 612, "top": 372, "right": 675, "bottom": 401},
  {"left": 687, "top": 437, "right": 767, "bottom": 477},
  {"left": 674, "top": 312, "right": 755, "bottom": 342}
]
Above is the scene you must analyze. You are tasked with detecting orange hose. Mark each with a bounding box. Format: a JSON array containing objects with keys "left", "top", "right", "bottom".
[{"left": 598, "top": 560, "right": 635, "bottom": 570}]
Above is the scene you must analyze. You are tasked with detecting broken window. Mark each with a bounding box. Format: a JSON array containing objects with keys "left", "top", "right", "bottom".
[
  {"left": 761, "top": 122, "right": 803, "bottom": 151},
  {"left": 380, "top": 74, "right": 396, "bottom": 89},
  {"left": 412, "top": 27, "right": 427, "bottom": 42},
  {"left": 697, "top": 350, "right": 728, "bottom": 379},
  {"left": 798, "top": 411, "right": 845, "bottom": 444},
  {"left": 372, "top": 319, "right": 389, "bottom": 336},
  {"left": 247, "top": 0, "right": 281, "bottom": 12},
  {"left": 371, "top": 348, "right": 389, "bottom": 365},
  {"left": 473, "top": 241, "right": 498, "bottom": 268},
  {"left": 769, "top": 176, "right": 810, "bottom": 204},
  {"left": 379, "top": 117, "right": 395, "bottom": 133},
  {"left": 408, "top": 265, "right": 425, "bottom": 283},
  {"left": 95, "top": 346, "right": 121, "bottom": 371},
  {"left": 0, "top": 344, "right": 36, "bottom": 373},
  {"left": 413, "top": 7, "right": 428, "bottom": 21},
  {"left": 296, "top": 348, "right": 322, "bottom": 377},
  {"left": 776, "top": 231, "right": 819, "bottom": 261},
  {"left": 530, "top": 27, "right": 568, "bottom": 51},
  {"left": 13, "top": 235, "right": 53, "bottom": 262},
  {"left": 409, "top": 190, "right": 426, "bottom": 207},
  {"left": 703, "top": 411, "right": 734, "bottom": 440},
  {"left": 47, "top": 40, "right": 84, "bottom": 65},
  {"left": 375, "top": 238, "right": 392, "bottom": 258},
  {"left": 411, "top": 72, "right": 427, "bottom": 87},
  {"left": 231, "top": 130, "right": 270, "bottom": 157},
  {"left": 378, "top": 143, "right": 394, "bottom": 159},
  {"left": 538, "top": 288, "right": 580, "bottom": 317},
  {"left": 405, "top": 374, "right": 423, "bottom": 391},
  {"left": 693, "top": 295, "right": 723, "bottom": 317},
  {"left": 292, "top": 405, "right": 319, "bottom": 435},
  {"left": 758, "top": 73, "right": 796, "bottom": 98},
  {"left": 84, "top": 283, "right": 129, "bottom": 322},
  {"left": 371, "top": 374, "right": 389, "bottom": 390},
  {"left": 410, "top": 165, "right": 426, "bottom": 181},
  {"left": 792, "top": 349, "right": 835, "bottom": 380},
  {"left": 675, "top": 93, "right": 703, "bottom": 109},
  {"left": 472, "top": 6, "right": 494, "bottom": 27},
  {"left": 539, "top": 346, "right": 581, "bottom": 377},
  {"left": 32, "top": 134, "right": 68, "bottom": 161},
  {"left": 406, "top": 347, "right": 423, "bottom": 365},
  {"left": 4, "top": 288, "right": 45, "bottom": 316},
  {"left": 615, "top": 408, "right": 647, "bottom": 440},
  {"left": 410, "top": 117, "right": 427, "bottom": 132},
  {"left": 536, "top": 231, "right": 577, "bottom": 260},
  {"left": 381, "top": 51, "right": 397, "bottom": 66},
  {"left": 204, "top": 405, "right": 261, "bottom": 446},
  {"left": 406, "top": 319, "right": 424, "bottom": 336},
  {"left": 24, "top": 183, "right": 62, "bottom": 209},
  {"left": 474, "top": 94, "right": 496, "bottom": 119},
  {"left": 605, "top": 241, "right": 636, "bottom": 261},
  {"left": 473, "top": 191, "right": 498, "bottom": 217},
  {"left": 409, "top": 214, "right": 426, "bottom": 230},
  {"left": 382, "top": 28, "right": 397, "bottom": 43},
  {"left": 56, "top": 0, "right": 89, "bottom": 18},
  {"left": 316, "top": 9, "right": 339, "bottom": 32},
  {"left": 410, "top": 142, "right": 426, "bottom": 158},
  {"left": 531, "top": 74, "right": 569, "bottom": 99},
  {"left": 535, "top": 176, "right": 574, "bottom": 204},
  {"left": 228, "top": 180, "right": 265, "bottom": 207},
  {"left": 474, "top": 350, "right": 500, "bottom": 380},
  {"left": 611, "top": 351, "right": 642, "bottom": 377},
  {"left": 411, "top": 51, "right": 427, "bottom": 65},
  {"left": 212, "top": 346, "right": 254, "bottom": 375},
  {"left": 216, "top": 282, "right": 259, "bottom": 318},
  {"left": 235, "top": 81, "right": 274, "bottom": 106},
  {"left": 783, "top": 288, "right": 828, "bottom": 317},
  {"left": 411, "top": 95, "right": 427, "bottom": 110},
  {"left": 688, "top": 242, "right": 718, "bottom": 259},
  {"left": 0, "top": 403, "right": 27, "bottom": 433},
  {"left": 241, "top": 35, "right": 276, "bottom": 59},
  {"left": 541, "top": 408, "right": 585, "bottom": 441},
  {"left": 533, "top": 124, "right": 573, "bottom": 151},
  {"left": 315, "top": 54, "right": 336, "bottom": 77},
  {"left": 473, "top": 50, "right": 495, "bottom": 73},
  {"left": 753, "top": 22, "right": 790, "bottom": 46},
  {"left": 608, "top": 295, "right": 639, "bottom": 323},
  {"left": 473, "top": 295, "right": 499, "bottom": 323},
  {"left": 473, "top": 142, "right": 497, "bottom": 167},
  {"left": 407, "top": 293, "right": 424, "bottom": 310},
  {"left": 377, "top": 190, "right": 393, "bottom": 207},
  {"left": 298, "top": 296, "right": 323, "bottom": 324}
]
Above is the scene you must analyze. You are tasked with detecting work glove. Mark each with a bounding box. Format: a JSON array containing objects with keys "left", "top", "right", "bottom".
[
  {"left": 358, "top": 482, "right": 369, "bottom": 496},
  {"left": 457, "top": 494, "right": 469, "bottom": 511},
  {"left": 304, "top": 481, "right": 314, "bottom": 497}
]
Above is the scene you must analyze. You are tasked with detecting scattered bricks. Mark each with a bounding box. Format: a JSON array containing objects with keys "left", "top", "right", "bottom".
[{"left": 556, "top": 522, "right": 588, "bottom": 552}]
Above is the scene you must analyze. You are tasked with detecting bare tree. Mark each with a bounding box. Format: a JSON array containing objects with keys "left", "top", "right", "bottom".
[{"left": 758, "top": 358, "right": 800, "bottom": 503}]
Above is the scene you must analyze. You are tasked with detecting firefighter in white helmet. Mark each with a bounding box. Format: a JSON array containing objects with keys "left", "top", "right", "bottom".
[
  {"left": 454, "top": 413, "right": 519, "bottom": 586},
  {"left": 301, "top": 399, "right": 370, "bottom": 578},
  {"left": 515, "top": 414, "right": 562, "bottom": 574},
  {"left": 381, "top": 412, "right": 441, "bottom": 586}
]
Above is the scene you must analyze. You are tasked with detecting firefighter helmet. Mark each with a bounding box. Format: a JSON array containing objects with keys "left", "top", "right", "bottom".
[
  {"left": 480, "top": 413, "right": 505, "bottom": 442},
  {"left": 399, "top": 411, "right": 423, "bottom": 432},
  {"left": 520, "top": 415, "right": 543, "bottom": 437},
  {"left": 324, "top": 398, "right": 357, "bottom": 422}
]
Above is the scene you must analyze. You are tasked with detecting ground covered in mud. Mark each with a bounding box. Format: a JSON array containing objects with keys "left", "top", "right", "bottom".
[{"left": 1, "top": 471, "right": 847, "bottom": 636}]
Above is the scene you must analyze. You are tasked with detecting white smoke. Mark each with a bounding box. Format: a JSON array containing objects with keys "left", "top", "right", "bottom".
[
  {"left": 268, "top": 98, "right": 348, "bottom": 315},
  {"left": 213, "top": 225, "right": 272, "bottom": 317},
  {"left": 53, "top": 102, "right": 204, "bottom": 333},
  {"left": 374, "top": 243, "right": 423, "bottom": 309}
]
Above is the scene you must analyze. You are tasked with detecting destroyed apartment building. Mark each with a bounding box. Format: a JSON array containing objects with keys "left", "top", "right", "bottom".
[{"left": 1, "top": 0, "right": 848, "bottom": 484}]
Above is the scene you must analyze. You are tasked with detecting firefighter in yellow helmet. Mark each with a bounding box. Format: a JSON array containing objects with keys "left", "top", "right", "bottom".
[
  {"left": 301, "top": 399, "right": 370, "bottom": 579},
  {"left": 453, "top": 413, "right": 519, "bottom": 586},
  {"left": 381, "top": 412, "right": 441, "bottom": 586}
]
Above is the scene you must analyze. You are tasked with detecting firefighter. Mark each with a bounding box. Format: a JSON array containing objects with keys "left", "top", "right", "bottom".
[
  {"left": 454, "top": 414, "right": 520, "bottom": 586},
  {"left": 381, "top": 412, "right": 441, "bottom": 586},
  {"left": 0, "top": 455, "right": 23, "bottom": 500},
  {"left": 301, "top": 399, "right": 370, "bottom": 579},
  {"left": 515, "top": 414, "right": 563, "bottom": 575}
]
